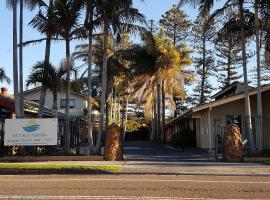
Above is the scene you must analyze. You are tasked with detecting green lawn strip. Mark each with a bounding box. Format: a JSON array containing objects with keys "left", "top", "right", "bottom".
[
  {"left": 244, "top": 157, "right": 270, "bottom": 165},
  {"left": 0, "top": 163, "right": 120, "bottom": 172},
  {"left": 262, "top": 160, "right": 270, "bottom": 165}
]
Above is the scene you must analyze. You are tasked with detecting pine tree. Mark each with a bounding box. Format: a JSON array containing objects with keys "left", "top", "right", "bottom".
[
  {"left": 192, "top": 15, "right": 216, "bottom": 104},
  {"left": 159, "top": 4, "right": 191, "bottom": 45},
  {"left": 214, "top": 11, "right": 243, "bottom": 89},
  {"left": 215, "top": 38, "right": 242, "bottom": 89}
]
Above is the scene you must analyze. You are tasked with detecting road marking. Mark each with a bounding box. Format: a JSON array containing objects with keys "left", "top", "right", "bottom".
[
  {"left": 0, "top": 196, "right": 267, "bottom": 200},
  {"left": 0, "top": 178, "right": 269, "bottom": 184}
]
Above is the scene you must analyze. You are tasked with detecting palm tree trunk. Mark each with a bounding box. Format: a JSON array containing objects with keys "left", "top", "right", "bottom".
[
  {"left": 87, "top": 1, "right": 94, "bottom": 154},
  {"left": 65, "top": 39, "right": 71, "bottom": 116},
  {"left": 162, "top": 80, "right": 166, "bottom": 143},
  {"left": 239, "top": 0, "right": 254, "bottom": 152},
  {"left": 52, "top": 90, "right": 58, "bottom": 110},
  {"left": 110, "top": 87, "right": 113, "bottom": 124},
  {"left": 19, "top": 0, "right": 24, "bottom": 116},
  {"left": 96, "top": 20, "right": 109, "bottom": 152},
  {"left": 200, "top": 34, "right": 206, "bottom": 104},
  {"left": 151, "top": 98, "right": 156, "bottom": 142},
  {"left": 123, "top": 97, "right": 128, "bottom": 142},
  {"left": 113, "top": 88, "right": 116, "bottom": 123},
  {"left": 157, "top": 84, "right": 161, "bottom": 143},
  {"left": 154, "top": 92, "right": 158, "bottom": 143},
  {"left": 105, "top": 102, "right": 109, "bottom": 129},
  {"left": 64, "top": 39, "right": 71, "bottom": 153},
  {"left": 255, "top": 0, "right": 263, "bottom": 151},
  {"left": 117, "top": 97, "right": 121, "bottom": 125},
  {"left": 13, "top": 0, "right": 20, "bottom": 116},
  {"left": 38, "top": 0, "right": 53, "bottom": 117}
]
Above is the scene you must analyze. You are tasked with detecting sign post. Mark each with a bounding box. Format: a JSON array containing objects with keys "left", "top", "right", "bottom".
[{"left": 4, "top": 118, "right": 58, "bottom": 146}]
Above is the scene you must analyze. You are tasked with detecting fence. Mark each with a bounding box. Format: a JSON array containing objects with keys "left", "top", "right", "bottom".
[
  {"left": 0, "top": 115, "right": 98, "bottom": 157},
  {"left": 213, "top": 115, "right": 270, "bottom": 160}
]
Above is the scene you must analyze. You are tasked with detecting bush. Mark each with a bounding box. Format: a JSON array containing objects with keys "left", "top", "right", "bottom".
[{"left": 170, "top": 128, "right": 196, "bottom": 148}]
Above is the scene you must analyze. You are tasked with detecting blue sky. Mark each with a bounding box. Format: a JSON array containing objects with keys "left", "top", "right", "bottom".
[{"left": 1, "top": 0, "right": 197, "bottom": 93}]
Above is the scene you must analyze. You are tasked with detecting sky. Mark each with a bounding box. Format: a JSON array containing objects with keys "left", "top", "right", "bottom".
[{"left": 1, "top": 0, "right": 198, "bottom": 94}]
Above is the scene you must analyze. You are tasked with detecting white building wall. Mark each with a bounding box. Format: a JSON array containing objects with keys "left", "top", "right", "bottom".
[{"left": 24, "top": 89, "right": 87, "bottom": 115}]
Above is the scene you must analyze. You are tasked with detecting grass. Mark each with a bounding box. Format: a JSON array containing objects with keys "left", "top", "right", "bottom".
[
  {"left": 244, "top": 157, "right": 270, "bottom": 165},
  {"left": 262, "top": 160, "right": 270, "bottom": 165},
  {"left": 0, "top": 163, "right": 121, "bottom": 172}
]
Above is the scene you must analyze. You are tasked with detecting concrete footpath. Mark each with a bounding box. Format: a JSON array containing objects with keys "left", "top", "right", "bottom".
[
  {"left": 19, "top": 159, "right": 270, "bottom": 176},
  {"left": 1, "top": 141, "right": 270, "bottom": 176}
]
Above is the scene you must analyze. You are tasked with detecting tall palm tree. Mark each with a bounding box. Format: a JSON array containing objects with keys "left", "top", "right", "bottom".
[
  {"left": 54, "top": 0, "right": 84, "bottom": 116},
  {"left": 179, "top": 0, "right": 256, "bottom": 152},
  {"left": 29, "top": 0, "right": 56, "bottom": 116},
  {"left": 255, "top": 0, "right": 262, "bottom": 151},
  {"left": 95, "top": 0, "right": 145, "bottom": 151},
  {"left": 6, "top": 0, "right": 20, "bottom": 116},
  {"left": 238, "top": 0, "right": 254, "bottom": 151},
  {"left": 82, "top": 0, "right": 95, "bottom": 153},
  {"left": 118, "top": 32, "right": 193, "bottom": 143},
  {"left": 18, "top": 0, "right": 41, "bottom": 115},
  {"left": 53, "top": 0, "right": 84, "bottom": 153}
]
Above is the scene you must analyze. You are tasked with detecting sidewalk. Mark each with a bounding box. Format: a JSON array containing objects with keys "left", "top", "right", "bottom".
[
  {"left": 2, "top": 159, "right": 269, "bottom": 176},
  {"left": 119, "top": 160, "right": 270, "bottom": 176},
  {"left": 0, "top": 141, "right": 269, "bottom": 176}
]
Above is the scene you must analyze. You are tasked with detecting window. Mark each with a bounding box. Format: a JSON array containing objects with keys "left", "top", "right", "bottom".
[
  {"left": 60, "top": 99, "right": 75, "bottom": 109},
  {"left": 226, "top": 115, "right": 241, "bottom": 126}
]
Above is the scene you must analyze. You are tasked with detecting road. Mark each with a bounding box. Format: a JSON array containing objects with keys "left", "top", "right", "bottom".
[
  {"left": 0, "top": 141, "right": 269, "bottom": 199},
  {"left": 0, "top": 174, "right": 269, "bottom": 199}
]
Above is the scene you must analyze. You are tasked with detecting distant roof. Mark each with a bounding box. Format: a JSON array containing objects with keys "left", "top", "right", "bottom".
[
  {"left": 193, "top": 84, "right": 270, "bottom": 112},
  {"left": 211, "top": 81, "right": 254, "bottom": 99},
  {"left": 24, "top": 86, "right": 87, "bottom": 99},
  {"left": 0, "top": 93, "right": 66, "bottom": 117}
]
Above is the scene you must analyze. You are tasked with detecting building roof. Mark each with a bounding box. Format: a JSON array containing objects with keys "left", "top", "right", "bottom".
[
  {"left": 0, "top": 93, "right": 66, "bottom": 117},
  {"left": 193, "top": 84, "right": 270, "bottom": 112},
  {"left": 211, "top": 81, "right": 254, "bottom": 100},
  {"left": 167, "top": 83, "right": 270, "bottom": 126},
  {"left": 24, "top": 86, "right": 88, "bottom": 99}
]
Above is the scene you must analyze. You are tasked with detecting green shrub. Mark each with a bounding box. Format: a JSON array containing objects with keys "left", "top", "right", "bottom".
[{"left": 170, "top": 128, "right": 196, "bottom": 148}]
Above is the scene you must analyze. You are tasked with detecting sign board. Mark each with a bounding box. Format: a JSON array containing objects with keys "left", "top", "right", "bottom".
[{"left": 4, "top": 118, "right": 58, "bottom": 146}]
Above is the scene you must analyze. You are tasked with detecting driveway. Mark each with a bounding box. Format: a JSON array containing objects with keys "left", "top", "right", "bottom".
[
  {"left": 123, "top": 140, "right": 209, "bottom": 162},
  {"left": 121, "top": 141, "right": 270, "bottom": 176}
]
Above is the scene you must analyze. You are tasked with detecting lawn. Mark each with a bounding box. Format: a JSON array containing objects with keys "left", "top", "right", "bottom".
[
  {"left": 262, "top": 160, "right": 270, "bottom": 165},
  {"left": 0, "top": 163, "right": 120, "bottom": 172}
]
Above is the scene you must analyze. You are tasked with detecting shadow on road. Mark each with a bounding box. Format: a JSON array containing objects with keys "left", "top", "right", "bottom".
[{"left": 123, "top": 141, "right": 210, "bottom": 163}]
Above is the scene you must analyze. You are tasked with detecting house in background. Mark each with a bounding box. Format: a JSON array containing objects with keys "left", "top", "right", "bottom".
[
  {"left": 0, "top": 87, "right": 64, "bottom": 118},
  {"left": 165, "top": 82, "right": 270, "bottom": 151},
  {"left": 24, "top": 87, "right": 87, "bottom": 116}
]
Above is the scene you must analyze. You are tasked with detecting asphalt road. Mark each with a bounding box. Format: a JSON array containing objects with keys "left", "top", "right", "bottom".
[
  {"left": 0, "top": 174, "right": 269, "bottom": 199},
  {"left": 0, "top": 141, "right": 269, "bottom": 199}
]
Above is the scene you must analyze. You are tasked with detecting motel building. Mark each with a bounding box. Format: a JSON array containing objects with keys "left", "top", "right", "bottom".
[{"left": 165, "top": 82, "right": 270, "bottom": 152}]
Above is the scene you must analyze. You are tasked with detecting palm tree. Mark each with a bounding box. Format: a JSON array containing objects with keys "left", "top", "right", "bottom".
[
  {"left": 0, "top": 68, "right": 11, "bottom": 84},
  {"left": 82, "top": 0, "right": 95, "bottom": 153},
  {"left": 118, "top": 32, "right": 193, "bottom": 143},
  {"left": 6, "top": 0, "right": 20, "bottom": 116},
  {"left": 95, "top": 0, "right": 145, "bottom": 151},
  {"left": 29, "top": 0, "right": 56, "bottom": 116},
  {"left": 18, "top": 0, "right": 41, "bottom": 115},
  {"left": 179, "top": 0, "right": 256, "bottom": 152},
  {"left": 53, "top": 0, "right": 84, "bottom": 116},
  {"left": 255, "top": 0, "right": 262, "bottom": 151},
  {"left": 26, "top": 61, "right": 66, "bottom": 110},
  {"left": 52, "top": 0, "right": 84, "bottom": 153}
]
